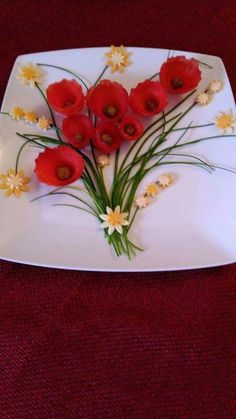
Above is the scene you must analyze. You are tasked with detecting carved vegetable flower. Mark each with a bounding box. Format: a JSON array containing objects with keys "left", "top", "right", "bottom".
[
  {"left": 46, "top": 79, "right": 85, "bottom": 116},
  {"left": 97, "top": 154, "right": 110, "bottom": 168},
  {"left": 0, "top": 169, "right": 30, "bottom": 197},
  {"left": 129, "top": 80, "right": 168, "bottom": 116},
  {"left": 145, "top": 183, "right": 160, "bottom": 196},
  {"left": 9, "top": 106, "right": 25, "bottom": 120},
  {"left": 24, "top": 111, "right": 38, "bottom": 124},
  {"left": 93, "top": 121, "right": 123, "bottom": 153},
  {"left": 99, "top": 206, "right": 129, "bottom": 235},
  {"left": 16, "top": 63, "right": 43, "bottom": 88},
  {"left": 134, "top": 195, "right": 149, "bottom": 208},
  {"left": 215, "top": 110, "right": 236, "bottom": 134},
  {"left": 105, "top": 45, "right": 131, "bottom": 73},
  {"left": 34, "top": 145, "right": 84, "bottom": 186},
  {"left": 86, "top": 79, "right": 129, "bottom": 122},
  {"left": 160, "top": 56, "right": 201, "bottom": 94},
  {"left": 196, "top": 92, "right": 211, "bottom": 106},
  {"left": 208, "top": 80, "right": 224, "bottom": 93},
  {"left": 62, "top": 114, "right": 93, "bottom": 149},
  {"left": 38, "top": 116, "right": 52, "bottom": 130},
  {"left": 158, "top": 174, "right": 174, "bottom": 188},
  {"left": 119, "top": 115, "right": 144, "bottom": 141}
]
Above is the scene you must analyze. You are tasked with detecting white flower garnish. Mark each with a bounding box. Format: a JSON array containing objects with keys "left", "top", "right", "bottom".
[
  {"left": 215, "top": 109, "right": 236, "bottom": 134},
  {"left": 16, "top": 63, "right": 43, "bottom": 88},
  {"left": 97, "top": 154, "right": 110, "bottom": 168},
  {"left": 134, "top": 195, "right": 149, "bottom": 208},
  {"left": 158, "top": 174, "right": 174, "bottom": 188},
  {"left": 208, "top": 80, "right": 224, "bottom": 93},
  {"left": 196, "top": 92, "right": 211, "bottom": 106},
  {"left": 145, "top": 183, "right": 160, "bottom": 197},
  {"left": 9, "top": 106, "right": 25, "bottom": 120},
  {"left": 38, "top": 116, "right": 51, "bottom": 130},
  {"left": 99, "top": 206, "right": 129, "bottom": 235}
]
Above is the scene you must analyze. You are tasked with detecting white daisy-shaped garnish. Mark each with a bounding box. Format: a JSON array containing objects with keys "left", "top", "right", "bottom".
[
  {"left": 9, "top": 106, "right": 25, "bottom": 120},
  {"left": 38, "top": 116, "right": 51, "bottom": 130},
  {"left": 0, "top": 169, "right": 30, "bottom": 198},
  {"left": 105, "top": 45, "right": 131, "bottom": 73},
  {"left": 145, "top": 183, "right": 160, "bottom": 197},
  {"left": 24, "top": 111, "right": 38, "bottom": 124},
  {"left": 16, "top": 63, "right": 43, "bottom": 88},
  {"left": 158, "top": 174, "right": 174, "bottom": 188},
  {"left": 134, "top": 195, "right": 150, "bottom": 208},
  {"left": 208, "top": 80, "right": 224, "bottom": 94},
  {"left": 99, "top": 206, "right": 129, "bottom": 235},
  {"left": 97, "top": 154, "right": 110, "bottom": 168},
  {"left": 215, "top": 109, "right": 236, "bottom": 134},
  {"left": 196, "top": 92, "right": 212, "bottom": 106}
]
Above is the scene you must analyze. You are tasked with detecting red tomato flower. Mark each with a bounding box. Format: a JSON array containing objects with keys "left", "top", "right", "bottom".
[
  {"left": 119, "top": 115, "right": 144, "bottom": 141},
  {"left": 129, "top": 80, "right": 168, "bottom": 116},
  {"left": 46, "top": 79, "right": 85, "bottom": 116},
  {"left": 160, "top": 56, "right": 201, "bottom": 94},
  {"left": 86, "top": 80, "right": 129, "bottom": 122},
  {"left": 34, "top": 145, "right": 84, "bottom": 186},
  {"left": 62, "top": 114, "right": 93, "bottom": 149},
  {"left": 93, "top": 121, "right": 123, "bottom": 152}
]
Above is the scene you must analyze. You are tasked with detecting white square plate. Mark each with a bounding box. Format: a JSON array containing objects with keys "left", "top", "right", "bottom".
[{"left": 0, "top": 47, "right": 236, "bottom": 271}]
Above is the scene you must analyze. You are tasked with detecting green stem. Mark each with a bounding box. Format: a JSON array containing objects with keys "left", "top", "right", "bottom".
[
  {"left": 35, "top": 83, "right": 61, "bottom": 142},
  {"left": 52, "top": 204, "right": 97, "bottom": 217},
  {"left": 196, "top": 59, "right": 213, "bottom": 69},
  {"left": 15, "top": 140, "right": 32, "bottom": 172},
  {"left": 37, "top": 63, "right": 89, "bottom": 90},
  {"left": 94, "top": 65, "right": 108, "bottom": 86}
]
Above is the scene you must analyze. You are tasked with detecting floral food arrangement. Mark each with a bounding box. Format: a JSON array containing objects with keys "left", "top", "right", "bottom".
[{"left": 0, "top": 46, "right": 235, "bottom": 259}]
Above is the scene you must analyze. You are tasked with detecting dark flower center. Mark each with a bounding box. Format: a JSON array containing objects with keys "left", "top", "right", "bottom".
[
  {"left": 101, "top": 133, "right": 113, "bottom": 144},
  {"left": 145, "top": 99, "right": 158, "bottom": 112},
  {"left": 171, "top": 77, "right": 184, "bottom": 89},
  {"left": 103, "top": 105, "right": 118, "bottom": 118},
  {"left": 56, "top": 165, "right": 72, "bottom": 180},
  {"left": 64, "top": 94, "right": 76, "bottom": 107},
  {"left": 124, "top": 124, "right": 135, "bottom": 136},
  {"left": 74, "top": 133, "right": 84, "bottom": 142}
]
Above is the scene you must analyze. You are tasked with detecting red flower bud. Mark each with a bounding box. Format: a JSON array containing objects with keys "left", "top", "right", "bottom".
[
  {"left": 93, "top": 121, "right": 122, "bottom": 152},
  {"left": 34, "top": 145, "right": 84, "bottom": 186},
  {"left": 160, "top": 56, "right": 201, "bottom": 94},
  {"left": 62, "top": 114, "right": 93, "bottom": 149},
  {"left": 129, "top": 80, "right": 168, "bottom": 116},
  {"left": 86, "top": 80, "right": 129, "bottom": 122},
  {"left": 119, "top": 115, "right": 144, "bottom": 141},
  {"left": 46, "top": 79, "right": 85, "bottom": 116}
]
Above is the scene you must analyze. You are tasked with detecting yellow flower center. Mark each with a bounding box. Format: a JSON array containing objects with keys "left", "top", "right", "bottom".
[
  {"left": 217, "top": 114, "right": 234, "bottom": 129},
  {"left": 7, "top": 174, "right": 23, "bottom": 188},
  {"left": 22, "top": 67, "right": 37, "bottom": 80},
  {"left": 111, "top": 52, "right": 124, "bottom": 65},
  {"left": 107, "top": 211, "right": 122, "bottom": 226},
  {"left": 146, "top": 183, "right": 159, "bottom": 196}
]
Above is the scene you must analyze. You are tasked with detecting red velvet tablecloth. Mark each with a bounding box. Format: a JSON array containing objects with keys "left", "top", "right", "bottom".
[{"left": 1, "top": 1, "right": 236, "bottom": 417}]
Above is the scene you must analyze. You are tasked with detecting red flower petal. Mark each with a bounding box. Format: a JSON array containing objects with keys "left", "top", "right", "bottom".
[
  {"left": 62, "top": 114, "right": 93, "bottom": 149},
  {"left": 46, "top": 79, "right": 85, "bottom": 116},
  {"left": 160, "top": 56, "right": 201, "bottom": 94},
  {"left": 129, "top": 80, "right": 168, "bottom": 116},
  {"left": 119, "top": 115, "right": 144, "bottom": 141},
  {"left": 86, "top": 80, "right": 129, "bottom": 122},
  {"left": 93, "top": 121, "right": 122, "bottom": 152},
  {"left": 34, "top": 145, "right": 84, "bottom": 186}
]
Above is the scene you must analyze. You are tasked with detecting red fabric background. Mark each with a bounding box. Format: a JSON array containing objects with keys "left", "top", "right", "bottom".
[{"left": 0, "top": 1, "right": 236, "bottom": 417}]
